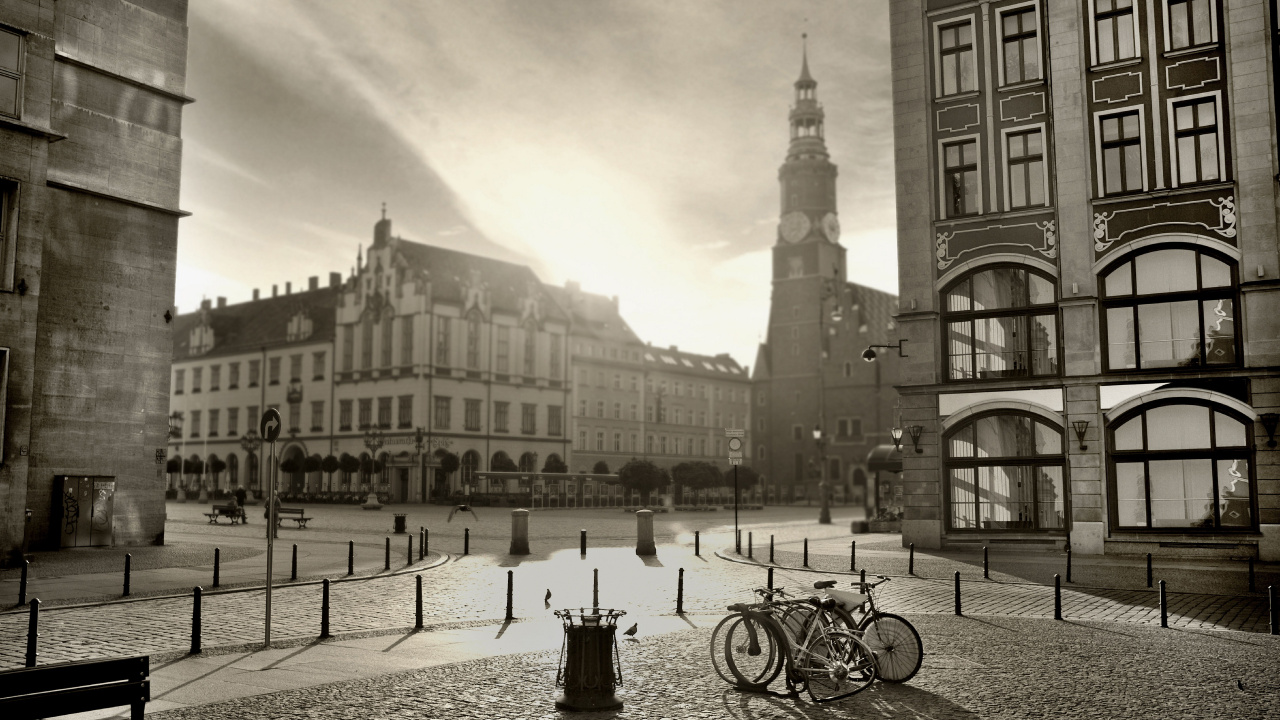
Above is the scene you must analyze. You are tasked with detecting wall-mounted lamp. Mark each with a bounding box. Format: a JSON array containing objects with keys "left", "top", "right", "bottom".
[
  {"left": 863, "top": 339, "right": 909, "bottom": 362},
  {"left": 907, "top": 425, "right": 924, "bottom": 454},
  {"left": 890, "top": 426, "right": 904, "bottom": 452},
  {"left": 1071, "top": 419, "right": 1090, "bottom": 451},
  {"left": 1260, "top": 413, "right": 1280, "bottom": 448}
]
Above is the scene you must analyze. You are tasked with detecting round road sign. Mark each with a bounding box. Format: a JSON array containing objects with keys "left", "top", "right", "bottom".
[{"left": 728, "top": 437, "right": 743, "bottom": 452}]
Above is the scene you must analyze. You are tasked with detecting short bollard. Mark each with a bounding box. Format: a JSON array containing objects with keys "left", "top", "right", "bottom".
[
  {"left": 769, "top": 535, "right": 775, "bottom": 564},
  {"left": 1054, "top": 574, "right": 1062, "bottom": 620},
  {"left": 1159, "top": 580, "right": 1167, "bottom": 628},
  {"left": 908, "top": 543, "right": 915, "bottom": 575},
  {"left": 635, "top": 510, "right": 656, "bottom": 556},
  {"left": 425, "top": 528, "right": 430, "bottom": 556},
  {"left": 505, "top": 570, "right": 514, "bottom": 621},
  {"left": 320, "top": 579, "right": 331, "bottom": 638},
  {"left": 348, "top": 541, "right": 354, "bottom": 576},
  {"left": 768, "top": 567, "right": 774, "bottom": 590},
  {"left": 1248, "top": 557, "right": 1255, "bottom": 593},
  {"left": 850, "top": 541, "right": 856, "bottom": 572},
  {"left": 1066, "top": 547, "right": 1072, "bottom": 584},
  {"left": 748, "top": 532, "right": 753, "bottom": 559},
  {"left": 803, "top": 538, "right": 809, "bottom": 567},
  {"left": 694, "top": 530, "right": 700, "bottom": 556},
  {"left": 464, "top": 528, "right": 471, "bottom": 556},
  {"left": 554, "top": 608, "right": 625, "bottom": 711},
  {"left": 408, "top": 535, "right": 414, "bottom": 565},
  {"left": 19, "top": 559, "right": 28, "bottom": 605},
  {"left": 1146, "top": 553, "right": 1153, "bottom": 588},
  {"left": 385, "top": 537, "right": 391, "bottom": 571},
  {"left": 860, "top": 569, "right": 866, "bottom": 594},
  {"left": 581, "top": 529, "right": 587, "bottom": 555},
  {"left": 25, "top": 598, "right": 39, "bottom": 667},
  {"left": 1270, "top": 586, "right": 1278, "bottom": 636},
  {"left": 736, "top": 529, "right": 741, "bottom": 554},
  {"left": 291, "top": 544, "right": 298, "bottom": 581},
  {"left": 593, "top": 568, "right": 599, "bottom": 609},
  {"left": 677, "top": 568, "right": 684, "bottom": 614},
  {"left": 123, "top": 555, "right": 131, "bottom": 597},
  {"left": 191, "top": 586, "right": 202, "bottom": 654},
  {"left": 415, "top": 575, "right": 424, "bottom": 629},
  {"left": 954, "top": 572, "right": 962, "bottom": 616},
  {"left": 213, "top": 547, "right": 221, "bottom": 588},
  {"left": 982, "top": 546, "right": 988, "bottom": 580},
  {"left": 419, "top": 527, "right": 425, "bottom": 560}
]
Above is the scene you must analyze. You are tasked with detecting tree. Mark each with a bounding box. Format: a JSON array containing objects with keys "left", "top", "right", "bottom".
[
  {"left": 321, "top": 455, "right": 340, "bottom": 489},
  {"left": 542, "top": 454, "right": 568, "bottom": 474},
  {"left": 491, "top": 453, "right": 518, "bottom": 472},
  {"left": 726, "top": 465, "right": 761, "bottom": 502},
  {"left": 592, "top": 460, "right": 610, "bottom": 474},
  {"left": 166, "top": 457, "right": 181, "bottom": 473},
  {"left": 339, "top": 453, "right": 361, "bottom": 488},
  {"left": 617, "top": 459, "right": 670, "bottom": 506},
  {"left": 672, "top": 461, "right": 721, "bottom": 504},
  {"left": 303, "top": 454, "right": 323, "bottom": 474},
  {"left": 438, "top": 451, "right": 460, "bottom": 475},
  {"left": 280, "top": 457, "right": 300, "bottom": 473}
]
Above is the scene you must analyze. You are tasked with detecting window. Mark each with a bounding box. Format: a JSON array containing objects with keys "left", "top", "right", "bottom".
[
  {"left": 1102, "top": 248, "right": 1237, "bottom": 369},
  {"left": 227, "top": 408, "right": 239, "bottom": 436},
  {"left": 1095, "top": 0, "right": 1138, "bottom": 64},
  {"left": 1006, "top": 129, "right": 1045, "bottom": 208},
  {"left": 578, "top": 429, "right": 587, "bottom": 450},
  {"left": 189, "top": 410, "right": 201, "bottom": 438},
  {"left": 660, "top": 436, "right": 668, "bottom": 454},
  {"left": 496, "top": 326, "right": 510, "bottom": 372},
  {"left": 945, "top": 412, "right": 1066, "bottom": 531},
  {"left": 757, "top": 418, "right": 765, "bottom": 432},
  {"left": 311, "top": 401, "right": 324, "bottom": 432},
  {"left": 174, "top": 369, "right": 184, "bottom": 394},
  {"left": 938, "top": 20, "right": 976, "bottom": 96},
  {"left": 1001, "top": 7, "right": 1039, "bottom": 84},
  {"left": 247, "top": 360, "right": 261, "bottom": 388},
  {"left": 208, "top": 409, "right": 220, "bottom": 437},
  {"left": 339, "top": 400, "right": 353, "bottom": 431},
  {"left": 248, "top": 406, "right": 259, "bottom": 429},
  {"left": 433, "top": 396, "right": 451, "bottom": 429},
  {"left": 630, "top": 433, "right": 638, "bottom": 452},
  {"left": 0, "top": 29, "right": 23, "bottom": 118},
  {"left": 674, "top": 408, "right": 682, "bottom": 425},
  {"left": 613, "top": 402, "right": 621, "bottom": 419},
  {"left": 1167, "top": 0, "right": 1213, "bottom": 50},
  {"left": 757, "top": 444, "right": 766, "bottom": 460},
  {"left": 793, "top": 425, "right": 803, "bottom": 441},
  {"left": 269, "top": 357, "right": 281, "bottom": 385},
  {"left": 312, "top": 352, "right": 325, "bottom": 380},
  {"left": 550, "top": 405, "right": 563, "bottom": 435},
  {"left": 401, "top": 316, "right": 414, "bottom": 366},
  {"left": 288, "top": 402, "right": 300, "bottom": 432},
  {"left": 837, "top": 418, "right": 863, "bottom": 441},
  {"left": 613, "top": 432, "right": 622, "bottom": 451},
  {"left": 382, "top": 314, "right": 394, "bottom": 367},
  {"left": 398, "top": 395, "right": 413, "bottom": 428},
  {"left": 229, "top": 363, "right": 240, "bottom": 389},
  {"left": 523, "top": 326, "right": 536, "bottom": 376},
  {"left": 631, "top": 376, "right": 639, "bottom": 391},
  {"left": 596, "top": 401, "right": 604, "bottom": 418},
  {"left": 290, "top": 354, "right": 302, "bottom": 382},
  {"left": 943, "top": 140, "right": 980, "bottom": 216},
  {"left": 342, "top": 326, "right": 354, "bottom": 371},
  {"left": 361, "top": 317, "right": 374, "bottom": 369},
  {"left": 578, "top": 399, "right": 587, "bottom": 417},
  {"left": 596, "top": 431, "right": 604, "bottom": 451},
  {"left": 466, "top": 315, "right": 481, "bottom": 369},
  {"left": 1110, "top": 401, "right": 1252, "bottom": 530},
  {"left": 376, "top": 397, "right": 391, "bottom": 428},
  {"left": 210, "top": 365, "right": 221, "bottom": 391},
  {"left": 494, "top": 401, "right": 509, "bottom": 432},
  {"left": 944, "top": 266, "right": 1058, "bottom": 380},
  {"left": 1171, "top": 97, "right": 1220, "bottom": 186},
  {"left": 359, "top": 399, "right": 372, "bottom": 429},
  {"left": 646, "top": 435, "right": 654, "bottom": 453},
  {"left": 521, "top": 403, "right": 536, "bottom": 434},
  {"left": 550, "top": 333, "right": 563, "bottom": 379},
  {"left": 436, "top": 318, "right": 451, "bottom": 366},
  {"left": 465, "top": 399, "right": 481, "bottom": 431},
  {"left": 630, "top": 404, "right": 638, "bottom": 421},
  {"left": 192, "top": 367, "right": 202, "bottom": 393}
]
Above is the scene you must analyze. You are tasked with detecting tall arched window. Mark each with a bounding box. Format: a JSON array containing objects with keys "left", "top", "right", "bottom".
[
  {"left": 943, "top": 266, "right": 1058, "bottom": 380},
  {"left": 466, "top": 314, "right": 482, "bottom": 369},
  {"left": 460, "top": 450, "right": 480, "bottom": 487},
  {"left": 228, "top": 454, "right": 239, "bottom": 486},
  {"left": 247, "top": 452, "right": 259, "bottom": 490},
  {"left": 519, "top": 452, "right": 537, "bottom": 472},
  {"left": 1101, "top": 247, "right": 1238, "bottom": 370},
  {"left": 945, "top": 412, "right": 1066, "bottom": 531},
  {"left": 1109, "top": 401, "right": 1253, "bottom": 530}
]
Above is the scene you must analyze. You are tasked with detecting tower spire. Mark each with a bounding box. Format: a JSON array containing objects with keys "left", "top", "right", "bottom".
[{"left": 798, "top": 33, "right": 813, "bottom": 84}]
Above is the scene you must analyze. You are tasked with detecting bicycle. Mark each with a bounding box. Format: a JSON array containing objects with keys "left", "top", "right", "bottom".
[
  {"left": 812, "top": 576, "right": 924, "bottom": 683},
  {"left": 710, "top": 590, "right": 877, "bottom": 703}
]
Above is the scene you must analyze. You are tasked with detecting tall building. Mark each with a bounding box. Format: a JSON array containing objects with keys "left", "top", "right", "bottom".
[
  {"left": 0, "top": 0, "right": 190, "bottom": 561},
  {"left": 889, "top": 1, "right": 1280, "bottom": 561},
  {"left": 753, "top": 44, "right": 900, "bottom": 508}
]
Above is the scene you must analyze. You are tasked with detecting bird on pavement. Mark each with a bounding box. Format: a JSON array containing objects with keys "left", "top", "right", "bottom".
[
  {"left": 623, "top": 623, "right": 638, "bottom": 641},
  {"left": 447, "top": 504, "right": 479, "bottom": 523}
]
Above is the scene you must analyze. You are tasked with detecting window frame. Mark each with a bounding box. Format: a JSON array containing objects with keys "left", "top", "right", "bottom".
[
  {"left": 1002, "top": 124, "right": 1050, "bottom": 210},
  {"left": 997, "top": 2, "right": 1043, "bottom": 87},
  {"left": 1106, "top": 399, "right": 1256, "bottom": 532},
  {"left": 1094, "top": 107, "right": 1148, "bottom": 197},
  {"left": 1162, "top": 0, "right": 1218, "bottom": 53},
  {"left": 0, "top": 27, "right": 24, "bottom": 119},
  {"left": 1167, "top": 91, "right": 1225, "bottom": 188},
  {"left": 933, "top": 15, "right": 979, "bottom": 98},
  {"left": 1090, "top": 0, "right": 1142, "bottom": 67},
  {"left": 937, "top": 134, "right": 983, "bottom": 220},
  {"left": 941, "top": 264, "right": 1061, "bottom": 382}
]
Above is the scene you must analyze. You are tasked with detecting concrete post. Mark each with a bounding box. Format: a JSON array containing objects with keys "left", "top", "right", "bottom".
[
  {"left": 509, "top": 508, "right": 530, "bottom": 555},
  {"left": 635, "top": 509, "right": 656, "bottom": 556}
]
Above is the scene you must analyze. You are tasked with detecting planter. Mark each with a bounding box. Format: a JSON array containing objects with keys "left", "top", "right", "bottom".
[{"left": 868, "top": 520, "right": 902, "bottom": 533}]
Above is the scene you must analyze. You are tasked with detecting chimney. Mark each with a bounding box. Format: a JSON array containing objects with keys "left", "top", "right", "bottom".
[
  {"left": 285, "top": 281, "right": 292, "bottom": 295},
  {"left": 252, "top": 289, "right": 260, "bottom": 301},
  {"left": 611, "top": 295, "right": 619, "bottom": 310},
  {"left": 216, "top": 297, "right": 226, "bottom": 309},
  {"left": 565, "top": 280, "right": 580, "bottom": 292},
  {"left": 199, "top": 299, "right": 211, "bottom": 311},
  {"left": 272, "top": 284, "right": 278, "bottom": 298},
  {"left": 669, "top": 345, "right": 678, "bottom": 352},
  {"left": 329, "top": 272, "right": 342, "bottom": 288}
]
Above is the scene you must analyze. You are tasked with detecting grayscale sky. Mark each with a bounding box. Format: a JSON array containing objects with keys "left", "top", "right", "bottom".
[{"left": 177, "top": 0, "right": 896, "bottom": 368}]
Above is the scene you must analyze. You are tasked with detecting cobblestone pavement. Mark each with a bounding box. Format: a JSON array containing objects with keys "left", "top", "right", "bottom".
[{"left": 144, "top": 614, "right": 1280, "bottom": 720}]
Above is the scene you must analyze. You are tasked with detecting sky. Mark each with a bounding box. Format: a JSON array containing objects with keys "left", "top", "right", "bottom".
[{"left": 177, "top": 0, "right": 897, "bottom": 369}]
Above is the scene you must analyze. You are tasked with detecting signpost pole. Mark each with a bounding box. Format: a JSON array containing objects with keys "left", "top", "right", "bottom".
[
  {"left": 259, "top": 409, "right": 282, "bottom": 647},
  {"left": 734, "top": 464, "right": 739, "bottom": 546}
]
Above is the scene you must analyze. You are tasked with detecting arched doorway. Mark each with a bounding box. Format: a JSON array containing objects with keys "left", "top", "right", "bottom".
[{"left": 280, "top": 446, "right": 306, "bottom": 493}]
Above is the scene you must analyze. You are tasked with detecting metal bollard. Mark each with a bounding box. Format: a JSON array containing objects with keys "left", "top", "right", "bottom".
[
  {"left": 1054, "top": 574, "right": 1062, "bottom": 620},
  {"left": 213, "top": 547, "right": 221, "bottom": 588},
  {"left": 19, "top": 559, "right": 27, "bottom": 605},
  {"left": 292, "top": 544, "right": 298, "bottom": 581},
  {"left": 850, "top": 541, "right": 856, "bottom": 572},
  {"left": 464, "top": 528, "right": 470, "bottom": 555},
  {"left": 694, "top": 530, "right": 700, "bottom": 556},
  {"left": 908, "top": 543, "right": 914, "bottom": 575},
  {"left": 860, "top": 569, "right": 866, "bottom": 594},
  {"left": 348, "top": 540, "right": 354, "bottom": 576},
  {"left": 408, "top": 535, "right": 413, "bottom": 566},
  {"left": 123, "top": 555, "right": 131, "bottom": 597},
  {"left": 768, "top": 567, "right": 774, "bottom": 590},
  {"left": 416, "top": 575, "right": 423, "bottom": 629},
  {"left": 677, "top": 568, "right": 684, "bottom": 614},
  {"left": 593, "top": 568, "right": 599, "bottom": 609},
  {"left": 803, "top": 538, "right": 809, "bottom": 567},
  {"left": 385, "top": 538, "right": 391, "bottom": 571},
  {"left": 320, "top": 579, "right": 330, "bottom": 638},
  {"left": 954, "top": 572, "right": 962, "bottom": 616},
  {"left": 769, "top": 535, "right": 775, "bottom": 564},
  {"left": 1146, "top": 553, "right": 1152, "bottom": 588},
  {"left": 25, "top": 598, "right": 38, "bottom": 667},
  {"left": 982, "top": 546, "right": 988, "bottom": 580},
  {"left": 191, "top": 586, "right": 202, "bottom": 654},
  {"left": 736, "top": 529, "right": 741, "bottom": 554},
  {"left": 748, "top": 532, "right": 753, "bottom": 559},
  {"left": 424, "top": 528, "right": 429, "bottom": 556},
  {"left": 581, "top": 529, "right": 587, "bottom": 555},
  {"left": 1066, "top": 547, "right": 1072, "bottom": 584},
  {"left": 419, "top": 527, "right": 425, "bottom": 560},
  {"left": 1270, "top": 586, "right": 1278, "bottom": 636},
  {"left": 505, "top": 570, "right": 514, "bottom": 621},
  {"left": 1159, "top": 580, "right": 1167, "bottom": 628},
  {"left": 1248, "top": 557, "right": 1255, "bottom": 593}
]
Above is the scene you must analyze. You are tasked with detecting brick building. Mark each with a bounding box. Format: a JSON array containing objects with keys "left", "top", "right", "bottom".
[
  {"left": 0, "top": 0, "right": 190, "bottom": 561},
  {"left": 889, "top": 0, "right": 1280, "bottom": 560}
]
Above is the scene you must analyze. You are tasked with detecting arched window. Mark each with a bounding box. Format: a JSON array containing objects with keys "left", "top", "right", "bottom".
[
  {"left": 944, "top": 412, "right": 1066, "bottom": 531},
  {"left": 1109, "top": 401, "right": 1253, "bottom": 530},
  {"left": 228, "top": 454, "right": 239, "bottom": 486},
  {"left": 247, "top": 452, "right": 259, "bottom": 490},
  {"left": 1101, "top": 247, "right": 1237, "bottom": 370},
  {"left": 943, "top": 266, "right": 1058, "bottom": 380},
  {"left": 519, "top": 452, "right": 538, "bottom": 472},
  {"left": 466, "top": 314, "right": 481, "bottom": 369},
  {"left": 460, "top": 450, "right": 480, "bottom": 486}
]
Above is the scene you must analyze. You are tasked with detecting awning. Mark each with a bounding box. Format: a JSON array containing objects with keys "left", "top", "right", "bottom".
[{"left": 866, "top": 444, "right": 902, "bottom": 473}]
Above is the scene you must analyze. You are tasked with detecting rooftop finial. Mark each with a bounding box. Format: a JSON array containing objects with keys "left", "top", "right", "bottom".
[
  {"left": 798, "top": 33, "right": 814, "bottom": 84},
  {"left": 381, "top": 202, "right": 386, "bottom": 220}
]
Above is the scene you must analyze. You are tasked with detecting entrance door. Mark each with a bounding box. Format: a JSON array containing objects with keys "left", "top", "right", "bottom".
[{"left": 398, "top": 468, "right": 409, "bottom": 502}]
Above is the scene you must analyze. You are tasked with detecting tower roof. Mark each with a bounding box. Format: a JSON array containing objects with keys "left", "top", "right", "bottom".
[{"left": 796, "top": 34, "right": 815, "bottom": 86}]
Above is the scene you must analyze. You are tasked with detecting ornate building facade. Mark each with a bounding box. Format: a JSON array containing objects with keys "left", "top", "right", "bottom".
[{"left": 890, "top": 0, "right": 1280, "bottom": 560}]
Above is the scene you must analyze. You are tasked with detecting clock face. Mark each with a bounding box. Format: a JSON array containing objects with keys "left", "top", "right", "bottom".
[
  {"left": 779, "top": 211, "right": 811, "bottom": 244},
  {"left": 822, "top": 213, "right": 841, "bottom": 243}
]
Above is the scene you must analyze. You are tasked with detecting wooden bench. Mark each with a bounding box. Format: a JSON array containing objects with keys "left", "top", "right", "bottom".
[
  {"left": 203, "top": 504, "right": 247, "bottom": 524},
  {"left": 275, "top": 507, "right": 311, "bottom": 528},
  {"left": 0, "top": 655, "right": 149, "bottom": 720}
]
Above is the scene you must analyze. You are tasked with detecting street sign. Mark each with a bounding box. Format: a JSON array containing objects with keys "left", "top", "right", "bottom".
[
  {"left": 260, "top": 408, "right": 282, "bottom": 443},
  {"left": 729, "top": 458, "right": 743, "bottom": 465},
  {"left": 724, "top": 428, "right": 745, "bottom": 438}
]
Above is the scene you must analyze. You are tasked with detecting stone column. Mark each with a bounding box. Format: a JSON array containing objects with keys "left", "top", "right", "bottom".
[
  {"left": 635, "top": 509, "right": 656, "bottom": 556},
  {"left": 509, "top": 508, "right": 530, "bottom": 555}
]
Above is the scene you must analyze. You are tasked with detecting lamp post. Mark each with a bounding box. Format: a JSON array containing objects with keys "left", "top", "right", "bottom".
[
  {"left": 813, "top": 425, "right": 831, "bottom": 525},
  {"left": 169, "top": 412, "right": 184, "bottom": 495},
  {"left": 414, "top": 426, "right": 427, "bottom": 504},
  {"left": 240, "top": 430, "right": 262, "bottom": 500},
  {"left": 363, "top": 427, "right": 385, "bottom": 507},
  {"left": 814, "top": 267, "right": 842, "bottom": 524}
]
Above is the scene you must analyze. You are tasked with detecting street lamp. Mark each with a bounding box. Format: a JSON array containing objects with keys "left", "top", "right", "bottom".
[
  {"left": 240, "top": 430, "right": 262, "bottom": 499},
  {"left": 363, "top": 427, "right": 385, "bottom": 507},
  {"left": 813, "top": 425, "right": 831, "bottom": 525}
]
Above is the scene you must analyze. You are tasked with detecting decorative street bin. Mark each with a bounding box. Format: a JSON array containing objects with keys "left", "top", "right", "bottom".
[
  {"left": 554, "top": 608, "right": 625, "bottom": 711},
  {"left": 393, "top": 513, "right": 407, "bottom": 534}
]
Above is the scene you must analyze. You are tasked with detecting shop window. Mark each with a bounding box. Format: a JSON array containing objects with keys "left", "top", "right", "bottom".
[
  {"left": 943, "top": 266, "right": 1058, "bottom": 380},
  {"left": 945, "top": 412, "right": 1066, "bottom": 531}
]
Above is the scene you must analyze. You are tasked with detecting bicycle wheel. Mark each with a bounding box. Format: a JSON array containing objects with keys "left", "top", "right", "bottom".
[
  {"left": 718, "top": 615, "right": 784, "bottom": 690},
  {"left": 858, "top": 612, "right": 923, "bottom": 683},
  {"left": 799, "top": 629, "right": 876, "bottom": 703}
]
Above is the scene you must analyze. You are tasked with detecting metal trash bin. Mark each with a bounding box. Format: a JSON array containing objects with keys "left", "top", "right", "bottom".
[
  {"left": 393, "top": 513, "right": 407, "bottom": 534},
  {"left": 554, "top": 608, "right": 625, "bottom": 711}
]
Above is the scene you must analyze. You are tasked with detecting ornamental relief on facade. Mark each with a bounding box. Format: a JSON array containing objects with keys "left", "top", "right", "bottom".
[
  {"left": 1091, "top": 71, "right": 1144, "bottom": 105},
  {"left": 1165, "top": 56, "right": 1220, "bottom": 92},
  {"left": 1093, "top": 193, "right": 1236, "bottom": 256},
  {"left": 935, "top": 217, "right": 1057, "bottom": 270},
  {"left": 936, "top": 103, "right": 981, "bottom": 134}
]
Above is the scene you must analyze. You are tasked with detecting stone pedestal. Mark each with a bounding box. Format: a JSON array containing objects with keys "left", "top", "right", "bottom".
[
  {"left": 635, "top": 509, "right": 656, "bottom": 556},
  {"left": 510, "top": 508, "right": 530, "bottom": 555}
]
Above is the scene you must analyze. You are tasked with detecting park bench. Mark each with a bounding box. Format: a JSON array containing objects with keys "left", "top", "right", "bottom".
[
  {"left": 0, "top": 655, "right": 149, "bottom": 720},
  {"left": 203, "top": 504, "right": 247, "bottom": 524},
  {"left": 275, "top": 507, "right": 311, "bottom": 528}
]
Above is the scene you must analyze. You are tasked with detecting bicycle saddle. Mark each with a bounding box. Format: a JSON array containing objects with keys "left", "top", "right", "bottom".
[
  {"left": 727, "top": 603, "right": 751, "bottom": 612},
  {"left": 806, "top": 597, "right": 837, "bottom": 610},
  {"left": 813, "top": 580, "right": 837, "bottom": 589}
]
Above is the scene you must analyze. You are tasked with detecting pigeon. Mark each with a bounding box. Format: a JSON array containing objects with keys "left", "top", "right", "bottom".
[
  {"left": 546, "top": 589, "right": 552, "bottom": 602},
  {"left": 1237, "top": 679, "right": 1244, "bottom": 691},
  {"left": 447, "top": 504, "right": 479, "bottom": 523},
  {"left": 622, "top": 623, "right": 638, "bottom": 641}
]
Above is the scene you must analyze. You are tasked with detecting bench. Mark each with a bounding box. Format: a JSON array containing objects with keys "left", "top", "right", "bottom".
[
  {"left": 274, "top": 507, "right": 311, "bottom": 528},
  {"left": 0, "top": 655, "right": 149, "bottom": 720},
  {"left": 203, "top": 504, "right": 247, "bottom": 524}
]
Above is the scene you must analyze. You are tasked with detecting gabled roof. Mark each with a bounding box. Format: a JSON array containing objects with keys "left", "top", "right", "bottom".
[
  {"left": 642, "top": 345, "right": 748, "bottom": 381},
  {"left": 752, "top": 342, "right": 771, "bottom": 381},
  {"left": 172, "top": 287, "right": 337, "bottom": 360},
  {"left": 391, "top": 239, "right": 570, "bottom": 323},
  {"left": 543, "top": 283, "right": 642, "bottom": 345}
]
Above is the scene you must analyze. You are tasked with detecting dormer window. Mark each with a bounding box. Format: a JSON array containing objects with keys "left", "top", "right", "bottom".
[
  {"left": 188, "top": 323, "right": 214, "bottom": 355},
  {"left": 286, "top": 312, "right": 313, "bottom": 342}
]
